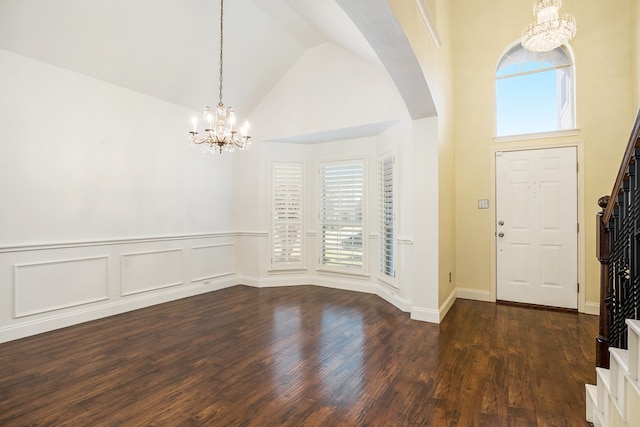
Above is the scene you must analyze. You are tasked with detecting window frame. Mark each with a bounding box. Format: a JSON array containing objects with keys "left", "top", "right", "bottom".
[
  {"left": 317, "top": 158, "right": 367, "bottom": 275},
  {"left": 270, "top": 161, "right": 305, "bottom": 271},
  {"left": 495, "top": 41, "right": 576, "bottom": 139},
  {"left": 378, "top": 154, "right": 396, "bottom": 284}
]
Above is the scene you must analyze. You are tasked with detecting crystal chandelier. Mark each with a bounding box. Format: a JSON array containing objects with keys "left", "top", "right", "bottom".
[
  {"left": 521, "top": 0, "right": 576, "bottom": 52},
  {"left": 189, "top": 0, "right": 251, "bottom": 153}
]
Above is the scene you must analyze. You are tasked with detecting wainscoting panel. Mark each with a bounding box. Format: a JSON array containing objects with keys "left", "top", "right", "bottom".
[
  {"left": 0, "top": 234, "right": 240, "bottom": 344},
  {"left": 14, "top": 256, "right": 109, "bottom": 317},
  {"left": 191, "top": 243, "right": 234, "bottom": 282},
  {"left": 121, "top": 249, "right": 183, "bottom": 296}
]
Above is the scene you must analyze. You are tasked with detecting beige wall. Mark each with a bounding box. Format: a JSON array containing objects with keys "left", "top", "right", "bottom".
[
  {"left": 387, "top": 0, "right": 456, "bottom": 307},
  {"left": 434, "top": 1, "right": 456, "bottom": 308},
  {"left": 634, "top": 0, "right": 640, "bottom": 110},
  {"left": 450, "top": 0, "right": 636, "bottom": 308}
]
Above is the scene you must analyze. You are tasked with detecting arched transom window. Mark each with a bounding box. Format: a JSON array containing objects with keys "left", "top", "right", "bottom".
[{"left": 496, "top": 43, "right": 575, "bottom": 137}]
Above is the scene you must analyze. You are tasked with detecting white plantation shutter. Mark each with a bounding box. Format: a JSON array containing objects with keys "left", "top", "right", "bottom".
[
  {"left": 319, "top": 161, "right": 364, "bottom": 270},
  {"left": 272, "top": 162, "right": 304, "bottom": 267},
  {"left": 379, "top": 156, "right": 394, "bottom": 278}
]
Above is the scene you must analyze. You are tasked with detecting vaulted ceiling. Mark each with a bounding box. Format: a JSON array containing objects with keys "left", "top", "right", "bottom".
[{"left": 0, "top": 0, "right": 435, "bottom": 122}]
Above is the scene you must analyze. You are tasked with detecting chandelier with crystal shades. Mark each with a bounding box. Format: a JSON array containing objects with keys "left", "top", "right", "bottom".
[
  {"left": 521, "top": 0, "right": 576, "bottom": 52},
  {"left": 188, "top": 0, "right": 251, "bottom": 153}
]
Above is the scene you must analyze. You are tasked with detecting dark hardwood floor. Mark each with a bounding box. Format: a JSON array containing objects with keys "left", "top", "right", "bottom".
[{"left": 0, "top": 285, "right": 598, "bottom": 426}]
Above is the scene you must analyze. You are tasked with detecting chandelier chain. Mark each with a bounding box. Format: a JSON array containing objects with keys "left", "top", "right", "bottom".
[{"left": 218, "top": 0, "right": 224, "bottom": 106}]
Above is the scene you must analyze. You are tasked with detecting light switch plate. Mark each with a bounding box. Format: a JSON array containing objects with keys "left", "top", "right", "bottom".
[{"left": 478, "top": 199, "right": 489, "bottom": 209}]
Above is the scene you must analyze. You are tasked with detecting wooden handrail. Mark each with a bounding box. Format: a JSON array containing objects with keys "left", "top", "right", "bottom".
[{"left": 602, "top": 110, "right": 640, "bottom": 223}]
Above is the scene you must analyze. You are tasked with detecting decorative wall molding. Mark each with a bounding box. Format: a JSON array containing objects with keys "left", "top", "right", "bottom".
[
  {"left": 237, "top": 232, "right": 269, "bottom": 238},
  {"left": 0, "top": 276, "right": 238, "bottom": 344},
  {"left": 191, "top": 243, "right": 235, "bottom": 282},
  {"left": 415, "top": 0, "right": 441, "bottom": 49},
  {"left": 0, "top": 234, "right": 236, "bottom": 344},
  {"left": 4, "top": 229, "right": 543, "bottom": 345},
  {"left": 0, "top": 232, "right": 237, "bottom": 253},
  {"left": 14, "top": 256, "right": 109, "bottom": 318},
  {"left": 120, "top": 248, "right": 183, "bottom": 296},
  {"left": 493, "top": 128, "right": 580, "bottom": 144}
]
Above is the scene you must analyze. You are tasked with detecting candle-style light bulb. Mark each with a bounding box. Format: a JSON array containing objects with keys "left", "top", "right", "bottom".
[{"left": 202, "top": 106, "right": 214, "bottom": 129}]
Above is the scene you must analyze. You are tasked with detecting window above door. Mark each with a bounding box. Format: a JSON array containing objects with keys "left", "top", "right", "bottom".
[{"left": 495, "top": 43, "right": 576, "bottom": 138}]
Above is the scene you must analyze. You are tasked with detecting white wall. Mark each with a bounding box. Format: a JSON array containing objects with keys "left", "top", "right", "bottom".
[
  {"left": 250, "top": 43, "right": 407, "bottom": 141},
  {"left": 0, "top": 40, "right": 444, "bottom": 342},
  {"left": 409, "top": 117, "right": 440, "bottom": 321},
  {"left": 0, "top": 49, "right": 235, "bottom": 243},
  {"left": 235, "top": 43, "right": 441, "bottom": 318},
  {"left": 0, "top": 49, "right": 238, "bottom": 342}
]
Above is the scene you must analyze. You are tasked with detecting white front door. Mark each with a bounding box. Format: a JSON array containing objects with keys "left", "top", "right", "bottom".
[{"left": 496, "top": 147, "right": 578, "bottom": 309}]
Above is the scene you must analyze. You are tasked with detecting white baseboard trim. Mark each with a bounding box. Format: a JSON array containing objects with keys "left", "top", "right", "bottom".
[
  {"left": 0, "top": 277, "right": 238, "bottom": 344},
  {"left": 584, "top": 301, "right": 599, "bottom": 316},
  {"left": 438, "top": 289, "right": 457, "bottom": 322},
  {"left": 410, "top": 306, "right": 440, "bottom": 323},
  {"left": 241, "top": 275, "right": 411, "bottom": 313},
  {"left": 312, "top": 276, "right": 376, "bottom": 294},
  {"left": 6, "top": 272, "right": 489, "bottom": 342},
  {"left": 376, "top": 284, "right": 412, "bottom": 312},
  {"left": 240, "top": 275, "right": 377, "bottom": 295},
  {"left": 237, "top": 275, "right": 311, "bottom": 288},
  {"left": 456, "top": 288, "right": 493, "bottom": 302}
]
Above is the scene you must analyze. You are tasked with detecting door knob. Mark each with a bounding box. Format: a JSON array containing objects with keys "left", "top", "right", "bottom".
[{"left": 498, "top": 232, "right": 505, "bottom": 237}]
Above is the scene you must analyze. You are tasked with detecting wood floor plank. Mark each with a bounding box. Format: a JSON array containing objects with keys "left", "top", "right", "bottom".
[{"left": 0, "top": 285, "right": 598, "bottom": 426}]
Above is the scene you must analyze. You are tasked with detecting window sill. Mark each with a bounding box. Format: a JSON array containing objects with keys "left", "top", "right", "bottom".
[
  {"left": 493, "top": 128, "right": 580, "bottom": 144},
  {"left": 268, "top": 267, "right": 307, "bottom": 274}
]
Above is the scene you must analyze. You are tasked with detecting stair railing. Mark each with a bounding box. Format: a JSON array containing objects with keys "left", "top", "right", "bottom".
[{"left": 596, "top": 108, "right": 640, "bottom": 368}]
